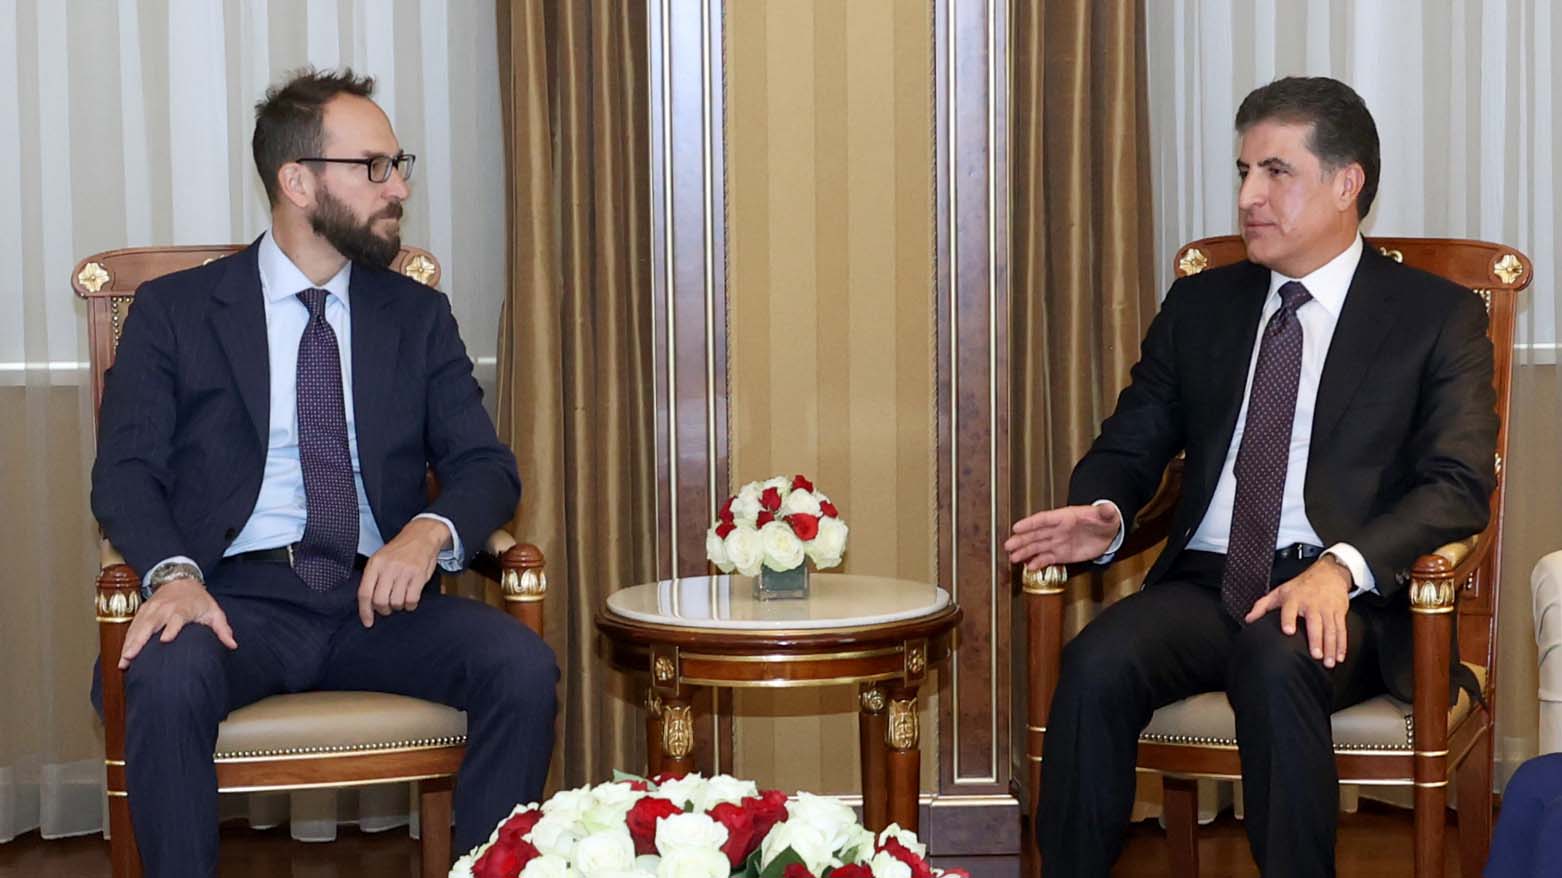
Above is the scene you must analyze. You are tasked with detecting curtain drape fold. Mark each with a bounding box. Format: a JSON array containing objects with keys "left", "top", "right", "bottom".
[{"left": 495, "top": 0, "right": 656, "bottom": 790}]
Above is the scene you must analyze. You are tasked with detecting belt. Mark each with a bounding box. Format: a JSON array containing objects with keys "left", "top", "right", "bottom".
[
  {"left": 229, "top": 545, "right": 370, "bottom": 571},
  {"left": 1274, "top": 543, "right": 1326, "bottom": 561}
]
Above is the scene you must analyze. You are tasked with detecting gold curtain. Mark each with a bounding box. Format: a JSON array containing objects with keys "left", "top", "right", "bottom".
[
  {"left": 495, "top": 0, "right": 654, "bottom": 789},
  {"left": 1012, "top": 0, "right": 1157, "bottom": 614}
]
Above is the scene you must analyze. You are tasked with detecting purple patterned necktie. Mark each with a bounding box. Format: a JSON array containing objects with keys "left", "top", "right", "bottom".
[
  {"left": 293, "top": 288, "right": 359, "bottom": 591},
  {"left": 1221, "top": 280, "right": 1312, "bottom": 621}
]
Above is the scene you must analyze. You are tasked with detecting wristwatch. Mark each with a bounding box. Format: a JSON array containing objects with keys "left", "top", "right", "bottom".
[{"left": 145, "top": 560, "right": 204, "bottom": 597}]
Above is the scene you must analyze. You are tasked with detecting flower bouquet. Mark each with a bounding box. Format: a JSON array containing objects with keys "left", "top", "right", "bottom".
[
  {"left": 704, "top": 475, "right": 848, "bottom": 599},
  {"left": 452, "top": 772, "right": 965, "bottom": 878}
]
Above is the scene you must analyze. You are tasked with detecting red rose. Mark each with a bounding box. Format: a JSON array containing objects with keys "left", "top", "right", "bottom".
[
  {"left": 743, "top": 789, "right": 789, "bottom": 842},
  {"left": 783, "top": 865, "right": 815, "bottom": 878},
  {"left": 830, "top": 866, "right": 874, "bottom": 878},
  {"left": 474, "top": 841, "right": 522, "bottom": 878},
  {"left": 791, "top": 474, "right": 814, "bottom": 493},
  {"left": 496, "top": 808, "right": 542, "bottom": 846},
  {"left": 708, "top": 801, "right": 756, "bottom": 868},
  {"left": 761, "top": 487, "right": 783, "bottom": 511},
  {"left": 627, "top": 780, "right": 650, "bottom": 792},
  {"left": 716, "top": 520, "right": 736, "bottom": 538},
  {"left": 819, "top": 500, "right": 839, "bottom": 518},
  {"left": 785, "top": 513, "right": 820, "bottom": 541},
  {"left": 880, "top": 838, "right": 935, "bottom": 878},
  {"left": 720, "top": 496, "right": 735, "bottom": 519},
  {"left": 626, "top": 796, "right": 684, "bottom": 856},
  {"left": 756, "top": 510, "right": 775, "bottom": 527}
]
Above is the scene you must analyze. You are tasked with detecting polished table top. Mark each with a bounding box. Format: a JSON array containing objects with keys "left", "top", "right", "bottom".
[{"left": 603, "top": 573, "right": 950, "bottom": 631}]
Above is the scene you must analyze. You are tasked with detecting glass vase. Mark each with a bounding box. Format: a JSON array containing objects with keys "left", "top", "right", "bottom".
[{"left": 755, "top": 563, "right": 810, "bottom": 600}]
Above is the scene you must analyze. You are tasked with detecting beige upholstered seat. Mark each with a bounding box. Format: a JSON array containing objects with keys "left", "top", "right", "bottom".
[
  {"left": 1142, "top": 665, "right": 1485, "bottom": 753},
  {"left": 214, "top": 692, "right": 467, "bottom": 761}
]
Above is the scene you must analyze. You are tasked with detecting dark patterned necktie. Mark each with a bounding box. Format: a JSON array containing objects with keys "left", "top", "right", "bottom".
[
  {"left": 1221, "top": 281, "right": 1312, "bottom": 621},
  {"left": 293, "top": 288, "right": 359, "bottom": 591}
]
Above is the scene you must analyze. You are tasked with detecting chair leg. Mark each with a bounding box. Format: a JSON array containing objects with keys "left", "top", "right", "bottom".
[
  {"left": 107, "top": 795, "right": 142, "bottom": 878},
  {"left": 1456, "top": 731, "right": 1494, "bottom": 878},
  {"left": 1162, "top": 775, "right": 1200, "bottom": 878},
  {"left": 419, "top": 776, "right": 455, "bottom": 878},
  {"left": 1414, "top": 782, "right": 1448, "bottom": 878},
  {"left": 1022, "top": 760, "right": 1041, "bottom": 878}
]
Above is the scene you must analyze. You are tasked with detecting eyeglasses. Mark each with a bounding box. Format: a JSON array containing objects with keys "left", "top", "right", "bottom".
[{"left": 296, "top": 152, "right": 416, "bottom": 184}]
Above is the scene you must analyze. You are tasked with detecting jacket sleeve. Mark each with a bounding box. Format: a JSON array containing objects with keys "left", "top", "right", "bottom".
[
  {"left": 1351, "top": 289, "right": 1498, "bottom": 597},
  {"left": 1065, "top": 280, "right": 1188, "bottom": 529},
  {"left": 89, "top": 285, "right": 189, "bottom": 578},
  {"left": 419, "top": 293, "right": 522, "bottom": 566}
]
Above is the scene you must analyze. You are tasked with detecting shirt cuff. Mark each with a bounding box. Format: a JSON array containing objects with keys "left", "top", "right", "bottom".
[
  {"left": 413, "top": 513, "right": 465, "bottom": 571},
  {"left": 141, "top": 556, "right": 203, "bottom": 598},
  {"left": 1092, "top": 500, "right": 1126, "bottom": 565},
  {"left": 1323, "top": 543, "right": 1377, "bottom": 598}
]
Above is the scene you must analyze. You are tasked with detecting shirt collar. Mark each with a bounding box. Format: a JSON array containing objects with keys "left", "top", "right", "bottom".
[
  {"left": 258, "top": 229, "right": 352, "bottom": 307},
  {"left": 1267, "top": 234, "right": 1363, "bottom": 318}
]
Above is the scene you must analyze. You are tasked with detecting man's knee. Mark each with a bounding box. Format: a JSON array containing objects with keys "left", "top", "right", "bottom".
[
  {"left": 1504, "top": 753, "right": 1562, "bottom": 806},
  {"left": 1226, "top": 618, "right": 1327, "bottom": 711},
  {"left": 122, "top": 626, "right": 229, "bottom": 723},
  {"left": 467, "top": 625, "right": 559, "bottom": 710},
  {"left": 1057, "top": 621, "right": 1146, "bottom": 707}
]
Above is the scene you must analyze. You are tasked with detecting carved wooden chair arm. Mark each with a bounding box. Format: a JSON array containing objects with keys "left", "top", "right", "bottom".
[
  {"left": 469, "top": 531, "right": 548, "bottom": 637},
  {"left": 1024, "top": 457, "right": 1186, "bottom": 594},
  {"left": 1409, "top": 534, "right": 1487, "bottom": 610}
]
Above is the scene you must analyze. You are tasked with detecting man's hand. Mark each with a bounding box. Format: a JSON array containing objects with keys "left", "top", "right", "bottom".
[
  {"left": 118, "top": 578, "right": 237, "bottom": 669},
  {"left": 358, "top": 518, "right": 450, "bottom": 627},
  {"left": 1244, "top": 556, "right": 1353, "bottom": 668},
  {"left": 1004, "top": 504, "right": 1122, "bottom": 570}
]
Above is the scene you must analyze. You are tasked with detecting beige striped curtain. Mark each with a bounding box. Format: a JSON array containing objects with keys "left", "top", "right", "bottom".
[{"left": 0, "top": 0, "right": 508, "bottom": 844}]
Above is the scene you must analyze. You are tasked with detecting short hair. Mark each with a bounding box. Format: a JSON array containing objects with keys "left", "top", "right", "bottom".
[
  {"left": 1235, "top": 76, "right": 1380, "bottom": 220},
  {"left": 252, "top": 67, "right": 376, "bottom": 205}
]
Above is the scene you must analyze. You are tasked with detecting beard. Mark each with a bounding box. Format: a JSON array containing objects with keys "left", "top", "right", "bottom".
[{"left": 309, "top": 188, "right": 403, "bottom": 268}]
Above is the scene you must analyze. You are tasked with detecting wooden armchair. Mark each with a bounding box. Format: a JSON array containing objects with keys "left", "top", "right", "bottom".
[
  {"left": 1021, "top": 237, "right": 1533, "bottom": 878},
  {"left": 73, "top": 245, "right": 547, "bottom": 878}
]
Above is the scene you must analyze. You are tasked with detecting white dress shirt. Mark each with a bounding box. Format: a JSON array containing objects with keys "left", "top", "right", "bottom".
[
  {"left": 143, "top": 231, "right": 461, "bottom": 589},
  {"left": 1099, "top": 235, "right": 1376, "bottom": 596}
]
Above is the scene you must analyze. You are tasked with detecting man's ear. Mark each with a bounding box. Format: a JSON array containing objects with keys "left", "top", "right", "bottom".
[
  {"left": 1336, "top": 163, "right": 1365, "bottom": 213},
  {"left": 278, "top": 162, "right": 315, "bottom": 210}
]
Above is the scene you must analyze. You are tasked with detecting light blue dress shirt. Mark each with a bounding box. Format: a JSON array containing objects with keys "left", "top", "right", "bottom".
[{"left": 143, "top": 231, "right": 461, "bottom": 589}]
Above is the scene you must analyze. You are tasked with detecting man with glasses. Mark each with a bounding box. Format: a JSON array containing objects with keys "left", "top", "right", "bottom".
[{"left": 90, "top": 68, "right": 556, "bottom": 876}]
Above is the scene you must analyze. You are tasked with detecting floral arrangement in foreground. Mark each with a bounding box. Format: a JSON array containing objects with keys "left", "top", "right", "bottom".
[
  {"left": 705, "top": 475, "right": 849, "bottom": 577},
  {"left": 452, "top": 772, "right": 964, "bottom": 878}
]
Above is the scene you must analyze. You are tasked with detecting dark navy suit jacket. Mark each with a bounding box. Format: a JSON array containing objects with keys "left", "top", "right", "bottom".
[{"left": 90, "top": 240, "right": 520, "bottom": 582}]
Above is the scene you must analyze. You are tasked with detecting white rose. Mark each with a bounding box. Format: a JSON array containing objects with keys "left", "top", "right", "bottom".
[
  {"left": 695, "top": 774, "right": 758, "bottom": 811},
  {"left": 870, "top": 850, "right": 913, "bottom": 878},
  {"left": 635, "top": 854, "right": 663, "bottom": 873},
  {"left": 706, "top": 529, "right": 734, "bottom": 572},
  {"left": 651, "top": 773, "right": 706, "bottom": 810},
  {"left": 785, "top": 792, "right": 858, "bottom": 853},
  {"left": 522, "top": 854, "right": 576, "bottom": 878},
  {"left": 732, "top": 485, "right": 763, "bottom": 524},
  {"left": 654, "top": 811, "right": 729, "bottom": 856},
  {"left": 760, "top": 521, "right": 806, "bottom": 572},
  {"left": 450, "top": 852, "right": 479, "bottom": 878},
  {"left": 805, "top": 517, "right": 848, "bottom": 570},
  {"left": 656, "top": 848, "right": 731, "bottom": 878},
  {"left": 724, "top": 528, "right": 765, "bottom": 577},
  {"left": 875, "top": 823, "right": 926, "bottom": 859},
  {"left": 762, "top": 476, "right": 792, "bottom": 494},
  {"left": 543, "top": 785, "right": 596, "bottom": 822},
  {"left": 583, "top": 782, "right": 648, "bottom": 833},
  {"left": 573, "top": 828, "right": 638, "bottom": 878},
  {"left": 759, "top": 819, "right": 834, "bottom": 876},
  {"left": 838, "top": 823, "right": 877, "bottom": 864},
  {"left": 530, "top": 812, "right": 582, "bottom": 860},
  {"left": 781, "top": 488, "right": 822, "bottom": 518}
]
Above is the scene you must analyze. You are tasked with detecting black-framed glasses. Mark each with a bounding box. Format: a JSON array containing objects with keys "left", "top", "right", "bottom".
[{"left": 296, "top": 152, "right": 416, "bottom": 183}]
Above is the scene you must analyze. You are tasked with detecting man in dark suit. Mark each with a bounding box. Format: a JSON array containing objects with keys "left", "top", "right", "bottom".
[
  {"left": 1005, "top": 77, "right": 1496, "bottom": 877},
  {"left": 90, "top": 68, "right": 556, "bottom": 876}
]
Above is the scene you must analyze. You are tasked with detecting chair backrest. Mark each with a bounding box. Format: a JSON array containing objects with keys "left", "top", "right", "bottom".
[
  {"left": 1172, "top": 236, "right": 1532, "bottom": 679},
  {"left": 70, "top": 243, "right": 441, "bottom": 418}
]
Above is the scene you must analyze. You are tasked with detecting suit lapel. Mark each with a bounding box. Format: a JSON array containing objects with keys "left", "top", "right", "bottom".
[
  {"left": 210, "top": 243, "right": 270, "bottom": 452},
  {"left": 349, "top": 266, "right": 401, "bottom": 511},
  {"left": 1193, "top": 263, "right": 1271, "bottom": 501},
  {"left": 1310, "top": 248, "right": 1398, "bottom": 452}
]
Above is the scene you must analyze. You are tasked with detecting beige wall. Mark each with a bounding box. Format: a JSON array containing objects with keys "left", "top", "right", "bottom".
[{"left": 724, "top": 0, "right": 937, "bottom": 793}]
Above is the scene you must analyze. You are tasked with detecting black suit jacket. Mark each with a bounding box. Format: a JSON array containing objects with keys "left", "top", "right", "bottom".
[
  {"left": 91, "top": 240, "right": 521, "bottom": 583},
  {"left": 1067, "top": 246, "right": 1497, "bottom": 701}
]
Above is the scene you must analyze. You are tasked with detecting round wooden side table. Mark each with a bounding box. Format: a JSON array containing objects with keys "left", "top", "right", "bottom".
[{"left": 596, "top": 573, "right": 960, "bottom": 834}]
